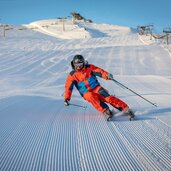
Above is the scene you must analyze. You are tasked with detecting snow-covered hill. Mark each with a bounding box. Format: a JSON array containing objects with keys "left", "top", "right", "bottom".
[{"left": 0, "top": 19, "right": 171, "bottom": 171}]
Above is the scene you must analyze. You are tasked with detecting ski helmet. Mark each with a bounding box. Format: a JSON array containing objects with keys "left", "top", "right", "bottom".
[
  {"left": 73, "top": 55, "right": 85, "bottom": 70},
  {"left": 73, "top": 55, "right": 85, "bottom": 64}
]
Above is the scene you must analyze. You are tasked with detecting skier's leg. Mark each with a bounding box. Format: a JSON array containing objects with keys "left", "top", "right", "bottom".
[
  {"left": 99, "top": 89, "right": 134, "bottom": 119},
  {"left": 83, "top": 91, "right": 109, "bottom": 113},
  {"left": 95, "top": 86, "right": 129, "bottom": 111},
  {"left": 105, "top": 95, "right": 128, "bottom": 111}
]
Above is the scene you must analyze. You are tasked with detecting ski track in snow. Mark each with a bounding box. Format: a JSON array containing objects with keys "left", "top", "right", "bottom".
[{"left": 0, "top": 20, "right": 171, "bottom": 171}]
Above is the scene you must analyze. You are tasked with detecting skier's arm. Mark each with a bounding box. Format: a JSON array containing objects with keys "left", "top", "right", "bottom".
[
  {"left": 64, "top": 74, "right": 75, "bottom": 101},
  {"left": 91, "top": 64, "right": 112, "bottom": 80}
]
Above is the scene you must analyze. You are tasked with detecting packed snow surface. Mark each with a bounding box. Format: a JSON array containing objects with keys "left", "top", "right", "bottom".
[{"left": 0, "top": 19, "right": 171, "bottom": 171}]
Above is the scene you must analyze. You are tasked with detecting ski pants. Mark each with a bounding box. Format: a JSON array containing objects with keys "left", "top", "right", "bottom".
[{"left": 83, "top": 86, "right": 128, "bottom": 113}]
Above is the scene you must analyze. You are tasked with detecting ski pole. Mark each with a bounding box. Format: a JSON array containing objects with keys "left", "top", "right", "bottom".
[
  {"left": 69, "top": 103, "right": 87, "bottom": 109},
  {"left": 111, "top": 78, "right": 157, "bottom": 107}
]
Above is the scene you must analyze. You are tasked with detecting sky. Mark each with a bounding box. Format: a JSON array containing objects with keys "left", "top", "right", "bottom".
[{"left": 0, "top": 0, "right": 171, "bottom": 32}]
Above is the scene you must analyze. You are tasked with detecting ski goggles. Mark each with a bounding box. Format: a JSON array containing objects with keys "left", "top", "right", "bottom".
[
  {"left": 74, "top": 62, "right": 84, "bottom": 67},
  {"left": 74, "top": 62, "right": 84, "bottom": 70}
]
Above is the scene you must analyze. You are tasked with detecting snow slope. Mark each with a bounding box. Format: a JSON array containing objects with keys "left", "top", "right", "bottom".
[
  {"left": 0, "top": 19, "right": 171, "bottom": 171},
  {"left": 29, "top": 19, "right": 91, "bottom": 39}
]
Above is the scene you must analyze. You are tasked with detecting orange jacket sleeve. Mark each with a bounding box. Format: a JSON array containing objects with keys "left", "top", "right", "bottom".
[
  {"left": 90, "top": 64, "right": 109, "bottom": 80},
  {"left": 64, "top": 73, "right": 75, "bottom": 100}
]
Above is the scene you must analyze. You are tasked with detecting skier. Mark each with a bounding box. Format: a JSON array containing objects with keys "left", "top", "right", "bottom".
[{"left": 64, "top": 54, "right": 134, "bottom": 120}]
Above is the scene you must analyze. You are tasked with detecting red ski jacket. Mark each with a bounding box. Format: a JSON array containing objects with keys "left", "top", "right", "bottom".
[{"left": 64, "top": 64, "right": 109, "bottom": 100}]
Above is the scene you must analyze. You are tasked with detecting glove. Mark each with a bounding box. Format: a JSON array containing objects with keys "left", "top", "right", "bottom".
[
  {"left": 107, "top": 73, "right": 113, "bottom": 80},
  {"left": 64, "top": 99, "right": 70, "bottom": 106}
]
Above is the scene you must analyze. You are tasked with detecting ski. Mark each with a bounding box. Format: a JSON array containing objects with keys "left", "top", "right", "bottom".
[
  {"left": 127, "top": 109, "right": 135, "bottom": 121},
  {"left": 106, "top": 109, "right": 115, "bottom": 121},
  {"left": 128, "top": 114, "right": 135, "bottom": 121},
  {"left": 107, "top": 115, "right": 113, "bottom": 121},
  {"left": 106, "top": 109, "right": 135, "bottom": 121}
]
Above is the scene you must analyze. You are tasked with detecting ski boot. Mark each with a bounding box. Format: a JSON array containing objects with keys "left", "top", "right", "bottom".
[
  {"left": 104, "top": 108, "right": 113, "bottom": 121},
  {"left": 123, "top": 108, "right": 135, "bottom": 121}
]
